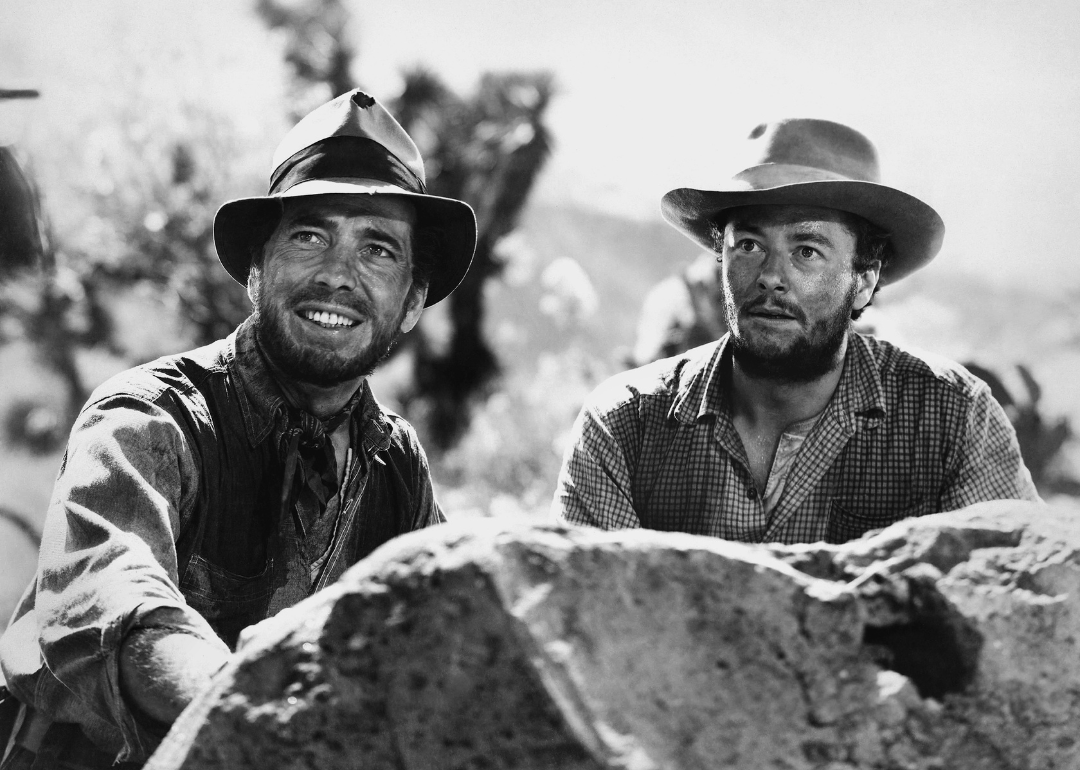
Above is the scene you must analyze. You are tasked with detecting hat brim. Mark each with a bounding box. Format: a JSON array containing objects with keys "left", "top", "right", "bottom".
[
  {"left": 661, "top": 176, "right": 944, "bottom": 285},
  {"left": 214, "top": 180, "right": 477, "bottom": 307}
]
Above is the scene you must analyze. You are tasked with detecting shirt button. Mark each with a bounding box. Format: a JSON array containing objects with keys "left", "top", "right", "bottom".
[{"left": 747, "top": 488, "right": 758, "bottom": 500}]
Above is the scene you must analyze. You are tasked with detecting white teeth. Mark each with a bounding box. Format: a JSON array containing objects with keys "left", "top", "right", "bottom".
[{"left": 304, "top": 310, "right": 356, "bottom": 328}]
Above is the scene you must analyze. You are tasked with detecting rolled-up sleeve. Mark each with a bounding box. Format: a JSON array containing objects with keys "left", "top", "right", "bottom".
[{"left": 33, "top": 393, "right": 229, "bottom": 761}]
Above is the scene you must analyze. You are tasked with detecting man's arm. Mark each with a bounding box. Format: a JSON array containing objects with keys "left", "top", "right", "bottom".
[
  {"left": 940, "top": 384, "right": 1042, "bottom": 509},
  {"left": 552, "top": 398, "right": 642, "bottom": 529},
  {"left": 119, "top": 617, "right": 232, "bottom": 729},
  {"left": 32, "top": 393, "right": 231, "bottom": 761}
]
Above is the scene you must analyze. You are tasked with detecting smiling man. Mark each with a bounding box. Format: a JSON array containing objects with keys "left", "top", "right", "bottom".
[
  {"left": 0, "top": 91, "right": 476, "bottom": 768},
  {"left": 553, "top": 118, "right": 1039, "bottom": 543}
]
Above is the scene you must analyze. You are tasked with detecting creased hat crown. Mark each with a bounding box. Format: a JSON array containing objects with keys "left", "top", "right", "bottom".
[
  {"left": 213, "top": 89, "right": 477, "bottom": 306},
  {"left": 741, "top": 119, "right": 880, "bottom": 183},
  {"left": 270, "top": 91, "right": 426, "bottom": 190}
]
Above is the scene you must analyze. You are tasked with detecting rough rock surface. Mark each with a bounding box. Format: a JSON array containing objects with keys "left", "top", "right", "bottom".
[{"left": 146, "top": 499, "right": 1080, "bottom": 770}]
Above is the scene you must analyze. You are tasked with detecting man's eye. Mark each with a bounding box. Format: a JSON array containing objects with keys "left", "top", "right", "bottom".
[
  {"left": 363, "top": 245, "right": 396, "bottom": 259},
  {"left": 795, "top": 246, "right": 819, "bottom": 260},
  {"left": 292, "top": 231, "right": 325, "bottom": 245},
  {"left": 734, "top": 239, "right": 761, "bottom": 253}
]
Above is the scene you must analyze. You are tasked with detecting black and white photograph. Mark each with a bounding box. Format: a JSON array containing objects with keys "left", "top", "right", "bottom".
[{"left": 1, "top": 1, "right": 1079, "bottom": 767}]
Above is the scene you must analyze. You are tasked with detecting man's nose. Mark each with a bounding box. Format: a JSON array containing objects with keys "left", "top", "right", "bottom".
[
  {"left": 314, "top": 244, "right": 357, "bottom": 291},
  {"left": 756, "top": 250, "right": 787, "bottom": 292}
]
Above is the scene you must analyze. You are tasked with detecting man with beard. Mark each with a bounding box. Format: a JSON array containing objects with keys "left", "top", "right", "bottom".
[
  {"left": 552, "top": 118, "right": 1038, "bottom": 543},
  {"left": 0, "top": 91, "right": 476, "bottom": 768}
]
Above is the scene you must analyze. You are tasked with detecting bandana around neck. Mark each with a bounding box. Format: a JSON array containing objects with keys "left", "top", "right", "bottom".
[{"left": 276, "top": 385, "right": 366, "bottom": 537}]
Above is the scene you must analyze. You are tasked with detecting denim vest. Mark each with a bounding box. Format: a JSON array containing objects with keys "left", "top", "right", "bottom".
[{"left": 167, "top": 320, "right": 442, "bottom": 646}]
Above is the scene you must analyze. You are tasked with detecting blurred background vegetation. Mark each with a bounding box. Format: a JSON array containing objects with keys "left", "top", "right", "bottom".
[{"left": 3, "top": 0, "right": 1080, "bottom": 624}]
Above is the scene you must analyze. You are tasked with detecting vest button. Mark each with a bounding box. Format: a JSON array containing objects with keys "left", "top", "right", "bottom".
[{"left": 747, "top": 488, "right": 758, "bottom": 500}]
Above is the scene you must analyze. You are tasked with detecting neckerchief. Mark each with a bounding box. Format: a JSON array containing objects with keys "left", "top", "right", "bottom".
[{"left": 277, "top": 386, "right": 365, "bottom": 537}]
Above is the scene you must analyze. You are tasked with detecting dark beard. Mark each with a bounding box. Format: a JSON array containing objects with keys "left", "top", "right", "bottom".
[
  {"left": 254, "top": 285, "right": 404, "bottom": 388},
  {"left": 728, "top": 287, "right": 855, "bottom": 384}
]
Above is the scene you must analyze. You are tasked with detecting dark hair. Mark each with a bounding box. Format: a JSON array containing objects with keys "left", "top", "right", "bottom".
[
  {"left": 247, "top": 209, "right": 282, "bottom": 272},
  {"left": 244, "top": 207, "right": 283, "bottom": 303},
  {"left": 708, "top": 208, "right": 892, "bottom": 320},
  {"left": 847, "top": 215, "right": 891, "bottom": 320},
  {"left": 410, "top": 223, "right": 443, "bottom": 292}
]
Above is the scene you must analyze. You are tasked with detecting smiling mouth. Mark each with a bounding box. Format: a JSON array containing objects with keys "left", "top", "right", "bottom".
[{"left": 301, "top": 310, "right": 358, "bottom": 329}]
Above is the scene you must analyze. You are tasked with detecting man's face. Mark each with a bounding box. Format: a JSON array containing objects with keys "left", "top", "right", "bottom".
[
  {"left": 250, "top": 194, "right": 427, "bottom": 388},
  {"left": 720, "top": 205, "right": 880, "bottom": 382}
]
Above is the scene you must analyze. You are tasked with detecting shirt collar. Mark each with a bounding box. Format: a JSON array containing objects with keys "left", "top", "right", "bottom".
[
  {"left": 671, "top": 332, "right": 887, "bottom": 429},
  {"left": 671, "top": 336, "right": 731, "bottom": 425},
  {"left": 229, "top": 317, "right": 394, "bottom": 453},
  {"left": 830, "top": 333, "right": 888, "bottom": 432},
  {"left": 231, "top": 317, "right": 286, "bottom": 446},
  {"left": 356, "top": 382, "right": 394, "bottom": 457}
]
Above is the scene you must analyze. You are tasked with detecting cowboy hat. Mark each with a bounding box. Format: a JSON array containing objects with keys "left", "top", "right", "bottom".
[
  {"left": 214, "top": 90, "right": 477, "bottom": 306},
  {"left": 660, "top": 119, "right": 944, "bottom": 285}
]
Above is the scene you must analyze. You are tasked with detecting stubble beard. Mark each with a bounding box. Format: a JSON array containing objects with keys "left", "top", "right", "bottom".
[
  {"left": 726, "top": 283, "right": 857, "bottom": 384},
  {"left": 253, "top": 284, "right": 406, "bottom": 388}
]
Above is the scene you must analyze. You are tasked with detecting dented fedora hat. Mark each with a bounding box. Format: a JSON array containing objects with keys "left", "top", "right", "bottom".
[
  {"left": 214, "top": 90, "right": 477, "bottom": 306},
  {"left": 660, "top": 119, "right": 945, "bottom": 285}
]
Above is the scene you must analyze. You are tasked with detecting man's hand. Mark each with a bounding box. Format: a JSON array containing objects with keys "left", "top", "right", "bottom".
[{"left": 119, "top": 627, "right": 232, "bottom": 729}]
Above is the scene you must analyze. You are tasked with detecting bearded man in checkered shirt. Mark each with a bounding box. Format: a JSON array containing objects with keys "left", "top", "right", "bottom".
[{"left": 552, "top": 119, "right": 1040, "bottom": 544}]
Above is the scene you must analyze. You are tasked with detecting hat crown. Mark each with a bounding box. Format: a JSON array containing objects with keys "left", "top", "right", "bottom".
[
  {"left": 743, "top": 118, "right": 880, "bottom": 183},
  {"left": 270, "top": 90, "right": 426, "bottom": 185}
]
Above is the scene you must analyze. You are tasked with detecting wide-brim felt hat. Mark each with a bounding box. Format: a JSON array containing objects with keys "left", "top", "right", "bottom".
[
  {"left": 214, "top": 90, "right": 477, "bottom": 306},
  {"left": 660, "top": 119, "right": 945, "bottom": 285}
]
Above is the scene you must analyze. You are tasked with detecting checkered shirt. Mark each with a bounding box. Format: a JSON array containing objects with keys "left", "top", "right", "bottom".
[{"left": 552, "top": 334, "right": 1040, "bottom": 544}]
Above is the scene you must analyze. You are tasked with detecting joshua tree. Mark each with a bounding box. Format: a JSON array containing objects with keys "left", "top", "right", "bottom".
[
  {"left": 255, "top": 0, "right": 357, "bottom": 121},
  {"left": 2, "top": 6, "right": 556, "bottom": 458},
  {"left": 256, "top": 0, "right": 555, "bottom": 449},
  {"left": 392, "top": 70, "right": 554, "bottom": 447}
]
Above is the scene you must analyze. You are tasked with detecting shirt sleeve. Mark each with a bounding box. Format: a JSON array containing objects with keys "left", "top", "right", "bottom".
[
  {"left": 940, "top": 384, "right": 1042, "bottom": 510},
  {"left": 405, "top": 424, "right": 446, "bottom": 529},
  {"left": 552, "top": 398, "right": 642, "bottom": 530},
  {"left": 32, "top": 393, "right": 230, "bottom": 762}
]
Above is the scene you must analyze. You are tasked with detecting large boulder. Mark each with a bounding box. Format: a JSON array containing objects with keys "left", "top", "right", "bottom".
[{"left": 146, "top": 500, "right": 1079, "bottom": 770}]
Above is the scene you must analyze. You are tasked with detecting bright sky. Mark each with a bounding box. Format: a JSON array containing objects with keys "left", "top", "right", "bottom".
[{"left": 3, "top": 0, "right": 1080, "bottom": 287}]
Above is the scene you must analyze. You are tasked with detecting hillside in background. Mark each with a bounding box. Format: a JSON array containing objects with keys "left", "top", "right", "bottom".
[
  {"left": 491, "top": 204, "right": 1080, "bottom": 422},
  {"left": 489, "top": 203, "right": 704, "bottom": 367}
]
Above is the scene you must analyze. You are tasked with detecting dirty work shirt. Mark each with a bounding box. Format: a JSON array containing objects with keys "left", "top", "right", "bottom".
[
  {"left": 553, "top": 333, "right": 1040, "bottom": 543},
  {"left": 0, "top": 317, "right": 444, "bottom": 765}
]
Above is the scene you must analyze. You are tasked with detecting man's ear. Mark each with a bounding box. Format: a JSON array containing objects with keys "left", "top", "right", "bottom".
[
  {"left": 853, "top": 261, "right": 881, "bottom": 311},
  {"left": 246, "top": 264, "right": 261, "bottom": 306},
  {"left": 399, "top": 283, "right": 428, "bottom": 333}
]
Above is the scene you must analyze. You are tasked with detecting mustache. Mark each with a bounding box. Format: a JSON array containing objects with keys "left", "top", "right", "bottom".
[
  {"left": 286, "top": 285, "right": 372, "bottom": 316},
  {"left": 740, "top": 295, "right": 805, "bottom": 322}
]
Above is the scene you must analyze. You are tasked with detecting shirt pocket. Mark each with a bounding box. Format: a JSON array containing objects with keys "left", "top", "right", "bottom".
[
  {"left": 825, "top": 499, "right": 934, "bottom": 545},
  {"left": 180, "top": 554, "right": 273, "bottom": 648}
]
